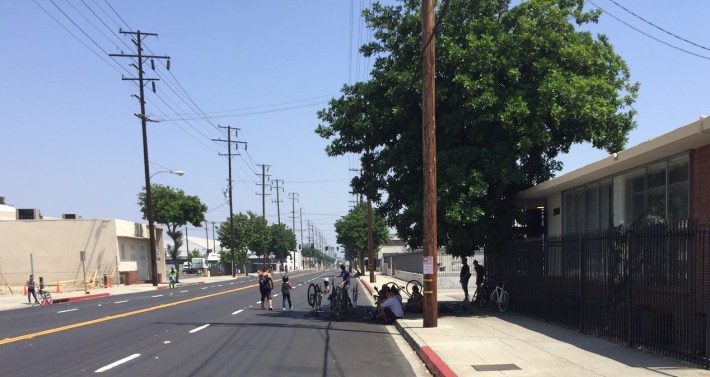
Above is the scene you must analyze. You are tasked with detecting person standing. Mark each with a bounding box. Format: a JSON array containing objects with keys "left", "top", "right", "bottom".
[
  {"left": 168, "top": 268, "right": 177, "bottom": 289},
  {"left": 473, "top": 259, "right": 486, "bottom": 294},
  {"left": 281, "top": 275, "right": 293, "bottom": 310},
  {"left": 26, "top": 274, "right": 39, "bottom": 305},
  {"left": 460, "top": 257, "right": 472, "bottom": 302},
  {"left": 259, "top": 268, "right": 274, "bottom": 310}
]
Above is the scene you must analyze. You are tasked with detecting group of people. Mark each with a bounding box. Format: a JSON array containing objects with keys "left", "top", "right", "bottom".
[{"left": 460, "top": 257, "right": 485, "bottom": 303}]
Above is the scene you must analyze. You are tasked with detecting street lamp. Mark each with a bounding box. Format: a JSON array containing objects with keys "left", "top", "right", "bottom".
[{"left": 146, "top": 169, "right": 185, "bottom": 286}]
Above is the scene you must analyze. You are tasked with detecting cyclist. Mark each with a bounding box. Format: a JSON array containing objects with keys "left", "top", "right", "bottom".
[{"left": 330, "top": 264, "right": 352, "bottom": 306}]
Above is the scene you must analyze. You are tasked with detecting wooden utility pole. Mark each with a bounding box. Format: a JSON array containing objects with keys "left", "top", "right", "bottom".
[
  {"left": 256, "top": 164, "right": 271, "bottom": 267},
  {"left": 214, "top": 126, "right": 246, "bottom": 277},
  {"left": 422, "top": 0, "right": 438, "bottom": 327},
  {"left": 289, "top": 192, "right": 299, "bottom": 270},
  {"left": 110, "top": 30, "right": 170, "bottom": 287},
  {"left": 272, "top": 179, "right": 284, "bottom": 225},
  {"left": 367, "top": 199, "right": 375, "bottom": 283}
]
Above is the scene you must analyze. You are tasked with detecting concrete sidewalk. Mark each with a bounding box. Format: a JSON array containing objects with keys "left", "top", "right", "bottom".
[{"left": 356, "top": 274, "right": 710, "bottom": 377}]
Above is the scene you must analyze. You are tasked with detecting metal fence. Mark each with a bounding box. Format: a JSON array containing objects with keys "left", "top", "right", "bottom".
[
  {"left": 489, "top": 220, "right": 710, "bottom": 368},
  {"left": 387, "top": 248, "right": 485, "bottom": 277}
]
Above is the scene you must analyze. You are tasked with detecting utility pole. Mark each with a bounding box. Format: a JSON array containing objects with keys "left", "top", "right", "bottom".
[
  {"left": 204, "top": 224, "right": 210, "bottom": 255},
  {"left": 211, "top": 221, "right": 218, "bottom": 252},
  {"left": 289, "top": 192, "right": 299, "bottom": 270},
  {"left": 256, "top": 164, "right": 271, "bottom": 267},
  {"left": 422, "top": 0, "right": 438, "bottom": 327},
  {"left": 185, "top": 226, "right": 189, "bottom": 258},
  {"left": 213, "top": 126, "right": 247, "bottom": 277},
  {"left": 368, "top": 199, "right": 375, "bottom": 283},
  {"left": 110, "top": 30, "right": 170, "bottom": 287},
  {"left": 272, "top": 179, "right": 284, "bottom": 225},
  {"left": 299, "top": 207, "right": 304, "bottom": 269}
]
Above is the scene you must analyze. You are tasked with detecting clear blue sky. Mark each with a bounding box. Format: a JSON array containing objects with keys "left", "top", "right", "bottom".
[{"left": 2, "top": 1, "right": 710, "bottom": 246}]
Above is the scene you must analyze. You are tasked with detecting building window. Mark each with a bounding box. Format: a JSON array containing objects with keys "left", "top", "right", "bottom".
[
  {"left": 564, "top": 153, "right": 689, "bottom": 233},
  {"left": 120, "top": 244, "right": 126, "bottom": 260}
]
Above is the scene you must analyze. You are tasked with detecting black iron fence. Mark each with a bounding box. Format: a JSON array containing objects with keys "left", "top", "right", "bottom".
[{"left": 489, "top": 220, "right": 710, "bottom": 368}]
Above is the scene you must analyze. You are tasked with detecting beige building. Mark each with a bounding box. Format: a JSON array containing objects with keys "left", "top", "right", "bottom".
[{"left": 0, "top": 216, "right": 165, "bottom": 294}]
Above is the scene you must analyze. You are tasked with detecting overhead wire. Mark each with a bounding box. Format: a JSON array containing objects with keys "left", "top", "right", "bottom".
[{"left": 588, "top": 0, "right": 710, "bottom": 61}]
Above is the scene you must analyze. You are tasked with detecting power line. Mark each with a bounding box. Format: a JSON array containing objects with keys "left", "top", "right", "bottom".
[{"left": 589, "top": 0, "right": 710, "bottom": 61}]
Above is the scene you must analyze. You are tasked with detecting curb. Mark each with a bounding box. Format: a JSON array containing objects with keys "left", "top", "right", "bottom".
[{"left": 360, "top": 277, "right": 458, "bottom": 377}]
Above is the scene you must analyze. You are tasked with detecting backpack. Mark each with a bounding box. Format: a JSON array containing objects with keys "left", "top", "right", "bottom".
[{"left": 260, "top": 274, "right": 272, "bottom": 289}]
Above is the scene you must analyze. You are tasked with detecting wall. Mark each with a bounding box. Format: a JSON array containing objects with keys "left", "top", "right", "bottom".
[{"left": 0, "top": 219, "right": 119, "bottom": 288}]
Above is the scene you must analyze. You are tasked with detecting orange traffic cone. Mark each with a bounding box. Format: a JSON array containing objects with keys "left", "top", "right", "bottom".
[
  {"left": 108, "top": 277, "right": 113, "bottom": 287},
  {"left": 55, "top": 280, "right": 62, "bottom": 293},
  {"left": 23, "top": 285, "right": 27, "bottom": 296}
]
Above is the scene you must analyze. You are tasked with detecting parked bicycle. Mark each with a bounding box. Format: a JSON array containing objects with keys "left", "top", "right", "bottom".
[
  {"left": 376, "top": 279, "right": 422, "bottom": 300},
  {"left": 488, "top": 281, "right": 509, "bottom": 312},
  {"left": 37, "top": 288, "right": 53, "bottom": 305},
  {"left": 330, "top": 285, "right": 349, "bottom": 320}
]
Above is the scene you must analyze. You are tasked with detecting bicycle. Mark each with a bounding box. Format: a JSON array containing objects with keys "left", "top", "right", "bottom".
[
  {"left": 488, "top": 281, "right": 509, "bottom": 312},
  {"left": 307, "top": 283, "right": 323, "bottom": 312},
  {"left": 472, "top": 279, "right": 489, "bottom": 308},
  {"left": 37, "top": 289, "right": 53, "bottom": 305},
  {"left": 330, "top": 285, "right": 349, "bottom": 320}
]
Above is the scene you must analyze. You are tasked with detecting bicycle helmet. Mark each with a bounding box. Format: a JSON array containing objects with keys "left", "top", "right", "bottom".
[{"left": 282, "top": 275, "right": 289, "bottom": 282}]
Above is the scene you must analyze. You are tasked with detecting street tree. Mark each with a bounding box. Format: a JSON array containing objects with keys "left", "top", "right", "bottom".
[
  {"left": 334, "top": 202, "right": 389, "bottom": 270},
  {"left": 138, "top": 184, "right": 208, "bottom": 270},
  {"left": 216, "top": 212, "right": 252, "bottom": 267},
  {"left": 248, "top": 214, "right": 271, "bottom": 267},
  {"left": 316, "top": 0, "right": 638, "bottom": 256},
  {"left": 269, "top": 223, "right": 297, "bottom": 270}
]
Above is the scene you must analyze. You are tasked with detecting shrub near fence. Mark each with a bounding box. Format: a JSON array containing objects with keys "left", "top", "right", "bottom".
[{"left": 490, "top": 220, "right": 710, "bottom": 368}]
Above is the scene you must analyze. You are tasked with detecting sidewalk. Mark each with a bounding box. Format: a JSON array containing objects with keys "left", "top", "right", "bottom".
[
  {"left": 0, "top": 275, "right": 237, "bottom": 311},
  {"left": 357, "top": 273, "right": 710, "bottom": 377}
]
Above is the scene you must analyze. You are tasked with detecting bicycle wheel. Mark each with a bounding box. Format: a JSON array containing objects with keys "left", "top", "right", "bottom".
[
  {"left": 307, "top": 283, "right": 317, "bottom": 307},
  {"left": 499, "top": 291, "right": 509, "bottom": 312},
  {"left": 383, "top": 282, "right": 399, "bottom": 292},
  {"left": 490, "top": 290, "right": 498, "bottom": 309},
  {"left": 405, "top": 280, "right": 422, "bottom": 297}
]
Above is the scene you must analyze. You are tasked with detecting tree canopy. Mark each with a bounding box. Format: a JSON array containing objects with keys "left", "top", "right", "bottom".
[
  {"left": 269, "top": 223, "right": 298, "bottom": 265},
  {"left": 334, "top": 202, "right": 389, "bottom": 264},
  {"left": 316, "top": 0, "right": 637, "bottom": 256},
  {"left": 138, "top": 184, "right": 208, "bottom": 266}
]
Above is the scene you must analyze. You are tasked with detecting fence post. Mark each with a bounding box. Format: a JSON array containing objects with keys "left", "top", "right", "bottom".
[
  {"left": 579, "top": 234, "right": 584, "bottom": 333},
  {"left": 544, "top": 234, "right": 548, "bottom": 322}
]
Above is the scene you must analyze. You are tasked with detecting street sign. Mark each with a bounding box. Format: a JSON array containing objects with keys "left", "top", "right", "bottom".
[{"left": 423, "top": 256, "right": 434, "bottom": 274}]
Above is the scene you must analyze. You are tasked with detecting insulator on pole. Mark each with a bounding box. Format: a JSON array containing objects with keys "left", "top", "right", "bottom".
[
  {"left": 166, "top": 60, "right": 171, "bottom": 70},
  {"left": 151, "top": 59, "right": 155, "bottom": 70},
  {"left": 152, "top": 81, "right": 156, "bottom": 93}
]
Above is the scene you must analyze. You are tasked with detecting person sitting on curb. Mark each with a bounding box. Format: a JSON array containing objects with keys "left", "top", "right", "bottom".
[
  {"left": 367, "top": 286, "right": 404, "bottom": 324},
  {"left": 405, "top": 285, "right": 423, "bottom": 313}
]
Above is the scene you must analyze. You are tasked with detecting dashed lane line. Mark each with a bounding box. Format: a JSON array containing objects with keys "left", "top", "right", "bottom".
[{"left": 94, "top": 353, "right": 141, "bottom": 373}]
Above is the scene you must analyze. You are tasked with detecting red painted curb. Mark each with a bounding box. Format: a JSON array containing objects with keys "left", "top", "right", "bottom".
[
  {"left": 358, "top": 277, "right": 376, "bottom": 295},
  {"left": 418, "top": 346, "right": 458, "bottom": 377},
  {"left": 54, "top": 293, "right": 110, "bottom": 303}
]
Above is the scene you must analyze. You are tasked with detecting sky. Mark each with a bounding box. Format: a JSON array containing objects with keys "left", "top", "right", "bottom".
[{"left": 2, "top": 1, "right": 710, "bottom": 249}]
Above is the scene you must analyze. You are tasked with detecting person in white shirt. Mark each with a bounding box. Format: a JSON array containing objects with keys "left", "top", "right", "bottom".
[{"left": 371, "top": 286, "right": 404, "bottom": 323}]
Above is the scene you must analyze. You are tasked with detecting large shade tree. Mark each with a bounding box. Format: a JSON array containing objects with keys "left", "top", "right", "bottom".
[
  {"left": 316, "top": 0, "right": 638, "bottom": 257},
  {"left": 138, "top": 184, "right": 208, "bottom": 270},
  {"left": 335, "top": 202, "right": 389, "bottom": 270},
  {"left": 269, "top": 223, "right": 297, "bottom": 270},
  {"left": 217, "top": 212, "right": 252, "bottom": 266}
]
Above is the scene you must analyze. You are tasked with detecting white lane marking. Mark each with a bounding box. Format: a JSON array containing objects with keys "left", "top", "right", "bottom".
[
  {"left": 57, "top": 308, "right": 78, "bottom": 314},
  {"left": 256, "top": 301, "right": 262, "bottom": 304},
  {"left": 180, "top": 290, "right": 188, "bottom": 293},
  {"left": 114, "top": 300, "right": 129, "bottom": 304},
  {"left": 273, "top": 293, "right": 280, "bottom": 297},
  {"left": 217, "top": 284, "right": 223, "bottom": 287},
  {"left": 189, "top": 324, "right": 210, "bottom": 334},
  {"left": 95, "top": 353, "right": 141, "bottom": 373},
  {"left": 230, "top": 282, "right": 235, "bottom": 285},
  {"left": 151, "top": 295, "right": 163, "bottom": 298},
  {"left": 232, "top": 309, "right": 244, "bottom": 315},
  {"left": 201, "top": 287, "right": 208, "bottom": 290}
]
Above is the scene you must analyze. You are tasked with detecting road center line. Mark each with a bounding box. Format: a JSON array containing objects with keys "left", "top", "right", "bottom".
[
  {"left": 189, "top": 324, "right": 210, "bottom": 334},
  {"left": 95, "top": 353, "right": 141, "bottom": 373}
]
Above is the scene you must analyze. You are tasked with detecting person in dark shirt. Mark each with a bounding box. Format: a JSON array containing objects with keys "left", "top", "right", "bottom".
[{"left": 460, "top": 257, "right": 472, "bottom": 301}]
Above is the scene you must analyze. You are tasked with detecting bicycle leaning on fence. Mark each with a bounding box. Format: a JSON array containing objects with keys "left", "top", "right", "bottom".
[{"left": 488, "top": 281, "right": 509, "bottom": 312}]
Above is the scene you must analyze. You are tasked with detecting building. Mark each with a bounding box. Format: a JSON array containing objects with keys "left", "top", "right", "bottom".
[
  {"left": 0, "top": 203, "right": 165, "bottom": 293},
  {"left": 519, "top": 117, "right": 710, "bottom": 235}
]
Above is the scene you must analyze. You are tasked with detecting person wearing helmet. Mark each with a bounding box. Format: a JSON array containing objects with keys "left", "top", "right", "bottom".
[
  {"left": 322, "top": 276, "right": 331, "bottom": 295},
  {"left": 281, "top": 275, "right": 293, "bottom": 310},
  {"left": 333, "top": 264, "right": 351, "bottom": 289}
]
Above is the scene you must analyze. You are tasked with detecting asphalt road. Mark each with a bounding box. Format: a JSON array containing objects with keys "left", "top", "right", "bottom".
[{"left": 0, "top": 270, "right": 429, "bottom": 377}]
